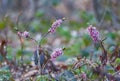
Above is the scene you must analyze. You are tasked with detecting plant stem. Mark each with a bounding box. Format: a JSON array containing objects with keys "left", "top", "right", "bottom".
[
  {"left": 39, "top": 31, "right": 50, "bottom": 46},
  {"left": 18, "top": 36, "right": 24, "bottom": 66},
  {"left": 36, "top": 43, "right": 41, "bottom": 74},
  {"left": 42, "top": 59, "right": 50, "bottom": 71},
  {"left": 29, "top": 37, "right": 38, "bottom": 45}
]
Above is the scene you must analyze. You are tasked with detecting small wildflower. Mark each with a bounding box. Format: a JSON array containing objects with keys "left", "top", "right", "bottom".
[
  {"left": 22, "top": 31, "right": 30, "bottom": 38},
  {"left": 50, "top": 48, "right": 63, "bottom": 61},
  {"left": 48, "top": 19, "right": 63, "bottom": 33},
  {"left": 17, "top": 31, "right": 22, "bottom": 37},
  {"left": 17, "top": 31, "right": 30, "bottom": 38},
  {"left": 87, "top": 25, "right": 100, "bottom": 42}
]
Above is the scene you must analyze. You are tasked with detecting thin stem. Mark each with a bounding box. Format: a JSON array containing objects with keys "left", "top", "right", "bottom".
[
  {"left": 42, "top": 59, "right": 50, "bottom": 71},
  {"left": 19, "top": 37, "right": 24, "bottom": 65},
  {"left": 97, "top": 0, "right": 109, "bottom": 28},
  {"left": 16, "top": 11, "right": 22, "bottom": 27},
  {"left": 5, "top": 28, "right": 8, "bottom": 64},
  {"left": 39, "top": 31, "right": 50, "bottom": 46},
  {"left": 36, "top": 43, "right": 41, "bottom": 74},
  {"left": 29, "top": 37, "right": 38, "bottom": 45},
  {"left": 101, "top": 37, "right": 107, "bottom": 42}
]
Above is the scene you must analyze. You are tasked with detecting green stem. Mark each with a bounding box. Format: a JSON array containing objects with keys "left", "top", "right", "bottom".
[
  {"left": 39, "top": 31, "right": 50, "bottom": 46},
  {"left": 20, "top": 37, "right": 24, "bottom": 66}
]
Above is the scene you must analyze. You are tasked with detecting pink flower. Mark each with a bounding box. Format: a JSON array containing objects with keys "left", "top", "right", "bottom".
[
  {"left": 49, "top": 19, "right": 63, "bottom": 33},
  {"left": 87, "top": 25, "right": 100, "bottom": 42},
  {"left": 22, "top": 31, "right": 29, "bottom": 38},
  {"left": 17, "top": 31, "right": 22, "bottom": 37},
  {"left": 50, "top": 48, "right": 63, "bottom": 61},
  {"left": 17, "top": 31, "right": 30, "bottom": 38}
]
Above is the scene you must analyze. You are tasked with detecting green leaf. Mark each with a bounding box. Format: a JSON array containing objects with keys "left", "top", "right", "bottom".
[
  {"left": 104, "top": 65, "right": 114, "bottom": 74},
  {"left": 36, "top": 75, "right": 48, "bottom": 81},
  {"left": 82, "top": 34, "right": 91, "bottom": 46},
  {"left": 115, "top": 58, "right": 120, "bottom": 64},
  {"left": 0, "top": 21, "right": 6, "bottom": 30},
  {"left": 0, "top": 70, "right": 14, "bottom": 81}
]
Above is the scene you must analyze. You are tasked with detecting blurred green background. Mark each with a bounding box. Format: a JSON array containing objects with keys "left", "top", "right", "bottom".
[{"left": 0, "top": 0, "right": 120, "bottom": 62}]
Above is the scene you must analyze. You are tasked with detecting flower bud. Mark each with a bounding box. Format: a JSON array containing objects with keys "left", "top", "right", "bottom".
[
  {"left": 49, "top": 19, "right": 63, "bottom": 33},
  {"left": 22, "top": 31, "right": 30, "bottom": 38},
  {"left": 17, "top": 31, "right": 30, "bottom": 38},
  {"left": 50, "top": 48, "right": 63, "bottom": 61},
  {"left": 87, "top": 25, "right": 100, "bottom": 42}
]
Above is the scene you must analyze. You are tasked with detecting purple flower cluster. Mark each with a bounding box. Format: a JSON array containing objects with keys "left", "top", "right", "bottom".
[
  {"left": 48, "top": 19, "right": 63, "bottom": 33},
  {"left": 87, "top": 25, "right": 100, "bottom": 42},
  {"left": 17, "top": 31, "right": 30, "bottom": 38},
  {"left": 50, "top": 48, "right": 63, "bottom": 61}
]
